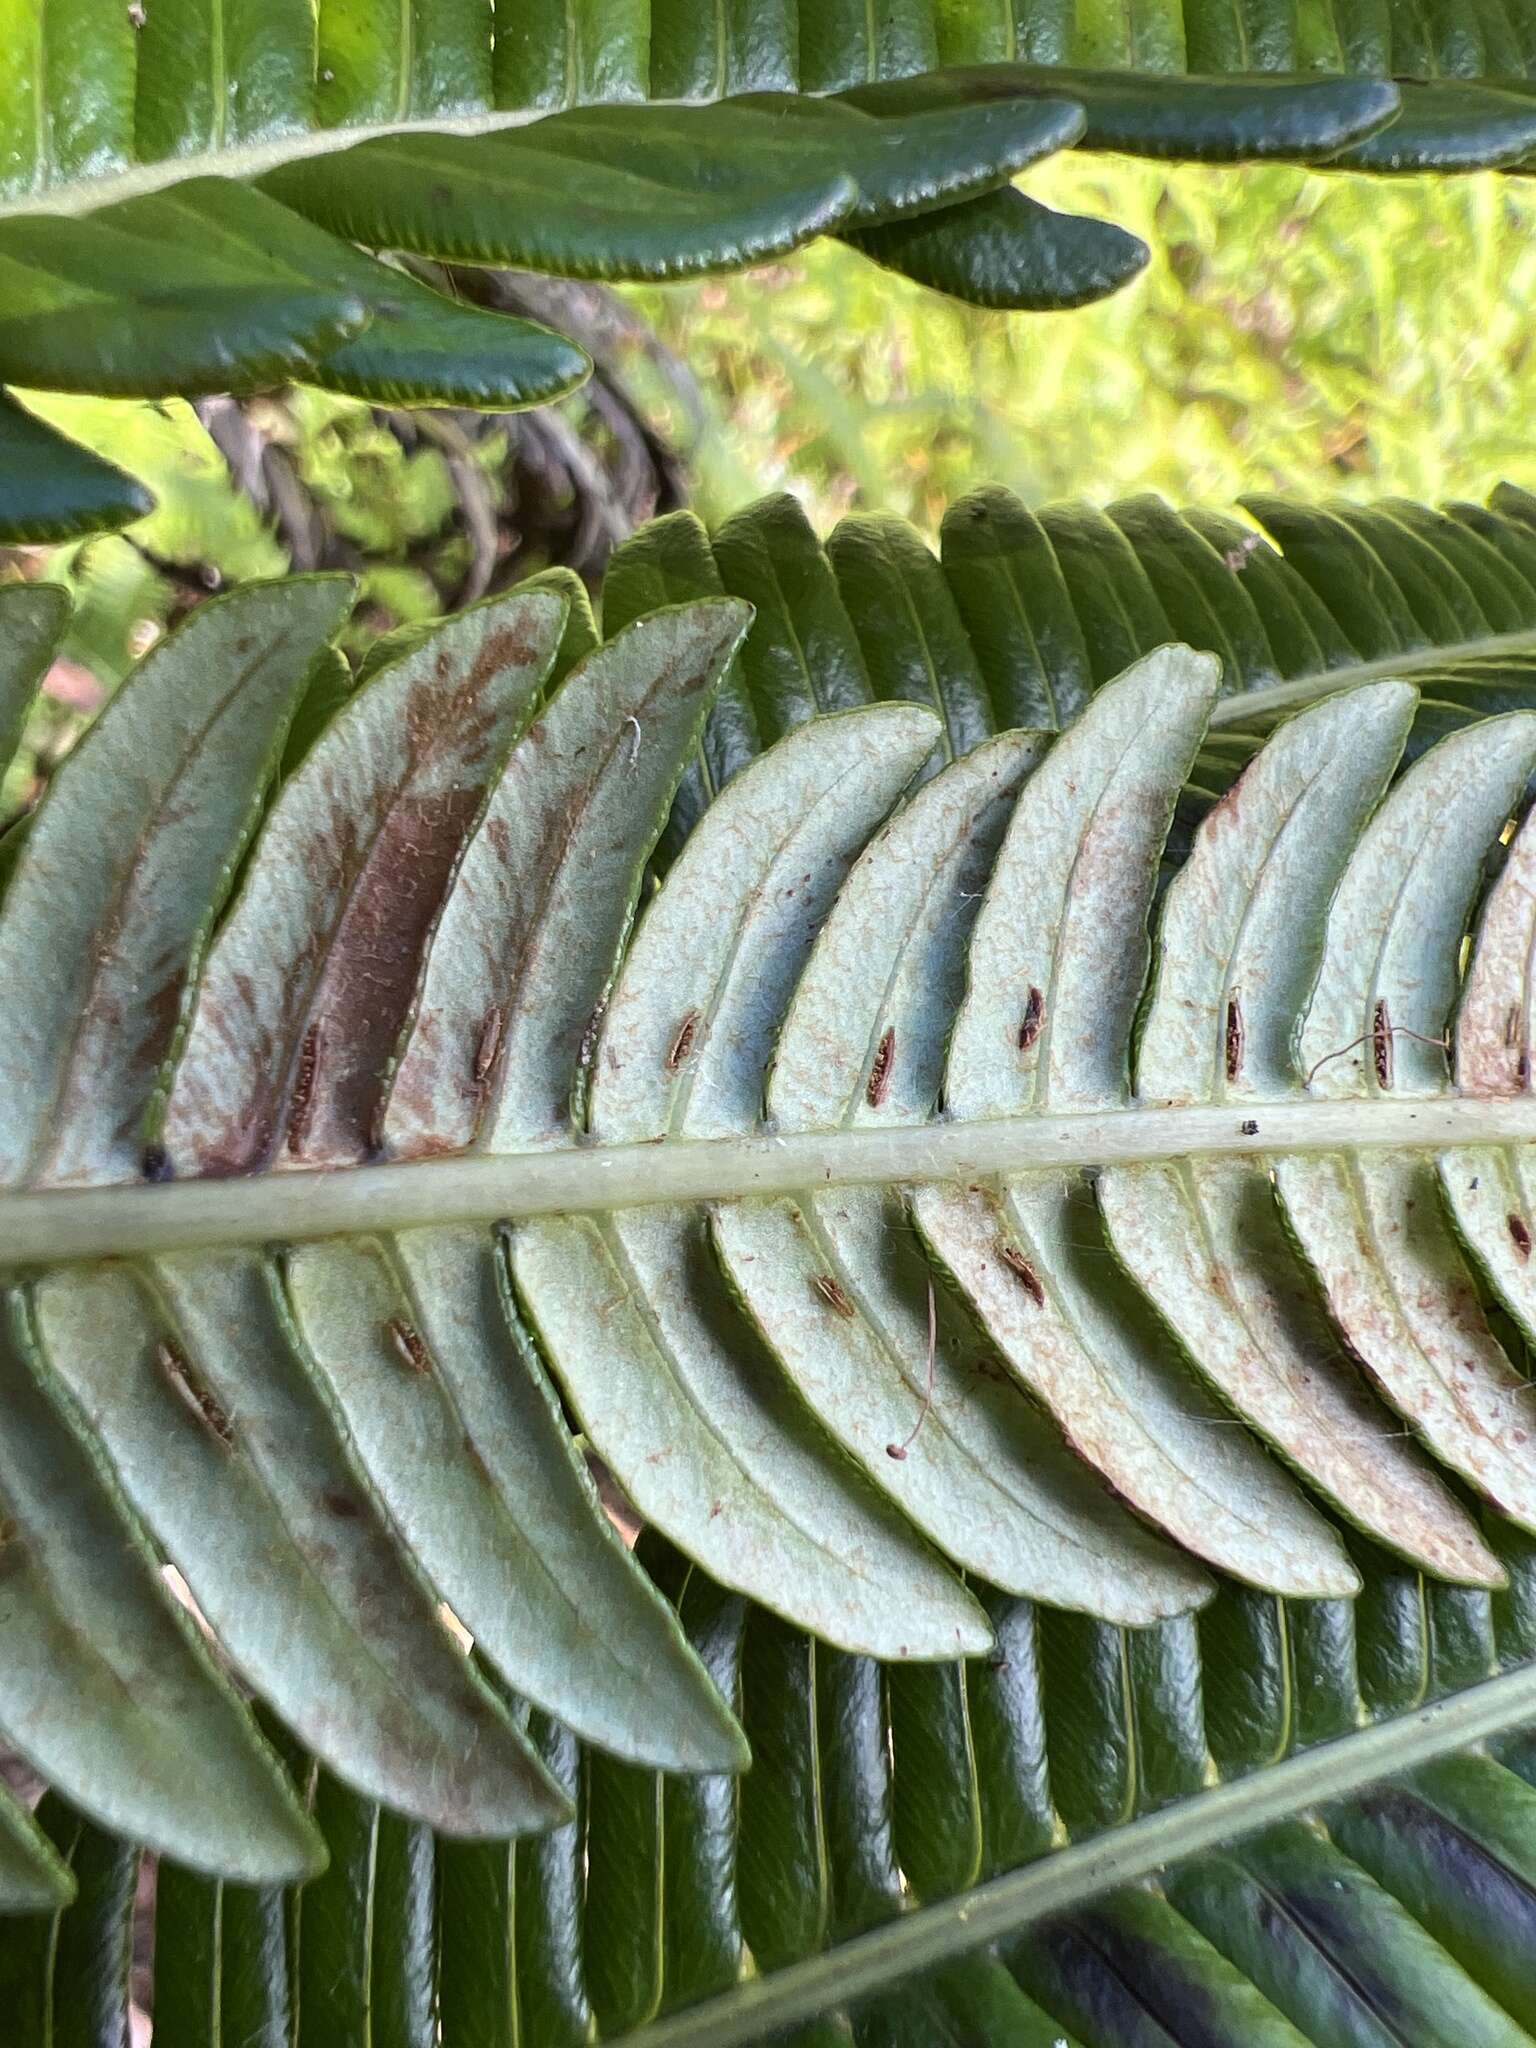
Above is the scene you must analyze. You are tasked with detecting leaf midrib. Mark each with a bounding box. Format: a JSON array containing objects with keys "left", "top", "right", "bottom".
[
  {"left": 10, "top": 1091, "right": 1536, "bottom": 1269},
  {"left": 609, "top": 1658, "right": 1536, "bottom": 2048},
  {"left": 1208, "top": 625, "right": 1536, "bottom": 728},
  {"left": 0, "top": 101, "right": 698, "bottom": 220}
]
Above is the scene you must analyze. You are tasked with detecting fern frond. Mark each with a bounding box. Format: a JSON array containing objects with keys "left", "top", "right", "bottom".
[
  {"left": 10, "top": 496, "right": 1536, "bottom": 2036},
  {"left": 7, "top": 2, "right": 1536, "bottom": 537}
]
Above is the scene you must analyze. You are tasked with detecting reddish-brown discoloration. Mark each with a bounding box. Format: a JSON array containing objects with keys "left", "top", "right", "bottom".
[
  {"left": 156, "top": 1338, "right": 233, "bottom": 1447},
  {"left": 170, "top": 617, "right": 542, "bottom": 1176},
  {"left": 968, "top": 1352, "right": 1015, "bottom": 1390},
  {"left": 812, "top": 1273, "right": 856, "bottom": 1319},
  {"left": 1454, "top": 818, "right": 1536, "bottom": 1095},
  {"left": 118, "top": 965, "right": 192, "bottom": 1159},
  {"left": 376, "top": 1002, "right": 457, "bottom": 1158},
  {"left": 1372, "top": 999, "right": 1394, "bottom": 1090},
  {"left": 386, "top": 1317, "right": 430, "bottom": 1374},
  {"left": 1510, "top": 1214, "right": 1532, "bottom": 1261},
  {"left": 287, "top": 1020, "right": 323, "bottom": 1155},
  {"left": 1065, "top": 790, "right": 1168, "bottom": 927},
  {"left": 381, "top": 626, "right": 724, "bottom": 1158},
  {"left": 866, "top": 1026, "right": 896, "bottom": 1109},
  {"left": 1018, "top": 986, "right": 1045, "bottom": 1054},
  {"left": 1224, "top": 996, "right": 1244, "bottom": 1084},
  {"left": 291, "top": 780, "right": 489, "bottom": 1163},
  {"left": 999, "top": 1242, "right": 1046, "bottom": 1307},
  {"left": 666, "top": 1009, "right": 702, "bottom": 1074}
]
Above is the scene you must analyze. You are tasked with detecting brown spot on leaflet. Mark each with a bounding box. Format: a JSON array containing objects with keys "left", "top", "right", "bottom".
[
  {"left": 324, "top": 1491, "right": 360, "bottom": 1519},
  {"left": 286, "top": 1019, "right": 323, "bottom": 1154},
  {"left": 1373, "top": 999, "right": 1394, "bottom": 1089},
  {"left": 1510, "top": 1215, "right": 1532, "bottom": 1261},
  {"left": 156, "top": 1339, "right": 233, "bottom": 1447},
  {"left": 1018, "top": 986, "right": 1044, "bottom": 1053},
  {"left": 1306, "top": 1018, "right": 1445, "bottom": 1089},
  {"left": 386, "top": 1317, "right": 430, "bottom": 1374},
  {"left": 1224, "top": 996, "right": 1243, "bottom": 1083},
  {"left": 666, "top": 1009, "right": 701, "bottom": 1073},
  {"left": 969, "top": 1352, "right": 1013, "bottom": 1390},
  {"left": 812, "top": 1274, "right": 856, "bottom": 1319},
  {"left": 999, "top": 1243, "right": 1045, "bottom": 1308},
  {"left": 866, "top": 1027, "right": 896, "bottom": 1109},
  {"left": 472, "top": 1005, "right": 503, "bottom": 1086},
  {"left": 578, "top": 996, "right": 607, "bottom": 1072},
  {"left": 257, "top": 621, "right": 541, "bottom": 1172}
]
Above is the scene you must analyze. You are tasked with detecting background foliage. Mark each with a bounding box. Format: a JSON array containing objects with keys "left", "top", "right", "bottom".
[
  {"left": 13, "top": 75, "right": 1536, "bottom": 2047},
  {"left": 9, "top": 152, "right": 1536, "bottom": 830},
  {"left": 637, "top": 156, "right": 1536, "bottom": 528}
]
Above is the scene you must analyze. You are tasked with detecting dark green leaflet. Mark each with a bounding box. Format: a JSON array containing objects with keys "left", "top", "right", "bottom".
[
  {"left": 20, "top": 509, "right": 1536, "bottom": 2048},
  {"left": 153, "top": 1858, "right": 294, "bottom": 2048},
  {"left": 0, "top": 1798, "right": 139, "bottom": 2048},
  {"left": 0, "top": 399, "right": 150, "bottom": 545},
  {"left": 11, "top": 4, "right": 1536, "bottom": 543},
  {"left": 605, "top": 485, "right": 1536, "bottom": 818}
]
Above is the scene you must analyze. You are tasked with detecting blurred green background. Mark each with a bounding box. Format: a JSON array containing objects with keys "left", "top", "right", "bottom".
[
  {"left": 628, "top": 158, "right": 1536, "bottom": 528},
  {"left": 7, "top": 155, "right": 1536, "bottom": 813}
]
